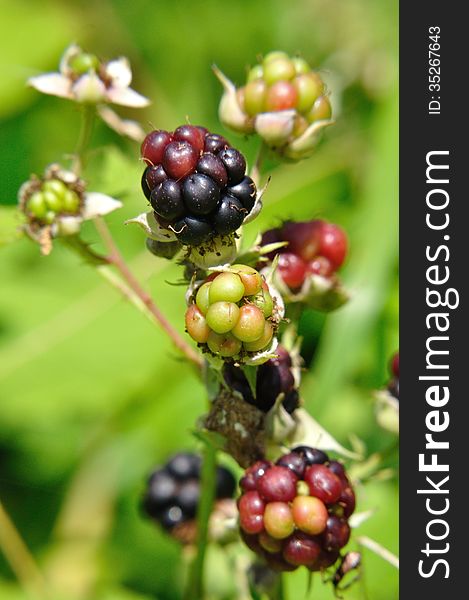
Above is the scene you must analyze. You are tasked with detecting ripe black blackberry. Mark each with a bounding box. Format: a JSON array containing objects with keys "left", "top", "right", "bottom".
[
  {"left": 142, "top": 452, "right": 236, "bottom": 540},
  {"left": 140, "top": 126, "right": 257, "bottom": 246},
  {"left": 222, "top": 345, "right": 300, "bottom": 413},
  {"left": 237, "top": 447, "right": 356, "bottom": 572}
]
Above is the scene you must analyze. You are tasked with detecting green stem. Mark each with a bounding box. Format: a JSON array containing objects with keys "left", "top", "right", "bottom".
[
  {"left": 73, "top": 105, "right": 95, "bottom": 174},
  {"left": 184, "top": 442, "right": 217, "bottom": 600},
  {"left": 0, "top": 500, "right": 47, "bottom": 598}
]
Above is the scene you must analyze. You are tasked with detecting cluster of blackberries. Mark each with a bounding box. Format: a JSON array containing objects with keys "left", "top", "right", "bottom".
[
  {"left": 23, "top": 178, "right": 81, "bottom": 225},
  {"left": 261, "top": 219, "right": 348, "bottom": 290},
  {"left": 388, "top": 352, "right": 399, "bottom": 400},
  {"left": 223, "top": 346, "right": 299, "bottom": 414},
  {"left": 239, "top": 51, "right": 331, "bottom": 131},
  {"left": 238, "top": 446, "right": 355, "bottom": 572},
  {"left": 185, "top": 266, "right": 276, "bottom": 358},
  {"left": 143, "top": 452, "right": 236, "bottom": 533},
  {"left": 140, "top": 126, "right": 256, "bottom": 246}
]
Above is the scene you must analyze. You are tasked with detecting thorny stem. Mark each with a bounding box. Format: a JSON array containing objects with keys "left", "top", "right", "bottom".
[
  {"left": 0, "top": 500, "right": 47, "bottom": 598},
  {"left": 93, "top": 217, "right": 203, "bottom": 369},
  {"left": 72, "top": 105, "right": 95, "bottom": 174},
  {"left": 184, "top": 442, "right": 217, "bottom": 600}
]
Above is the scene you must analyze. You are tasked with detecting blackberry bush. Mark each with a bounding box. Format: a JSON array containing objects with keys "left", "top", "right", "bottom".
[
  {"left": 238, "top": 446, "right": 355, "bottom": 572},
  {"left": 14, "top": 41, "right": 399, "bottom": 600}
]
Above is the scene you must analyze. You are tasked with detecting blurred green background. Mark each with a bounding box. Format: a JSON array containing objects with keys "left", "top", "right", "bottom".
[{"left": 0, "top": 0, "right": 398, "bottom": 598}]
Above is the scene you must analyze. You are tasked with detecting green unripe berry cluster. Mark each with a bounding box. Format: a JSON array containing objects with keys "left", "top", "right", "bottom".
[
  {"left": 239, "top": 51, "right": 331, "bottom": 131},
  {"left": 25, "top": 178, "right": 81, "bottom": 224},
  {"left": 185, "top": 265, "right": 276, "bottom": 358}
]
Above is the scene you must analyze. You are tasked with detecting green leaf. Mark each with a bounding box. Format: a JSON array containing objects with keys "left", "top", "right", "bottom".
[{"left": 0, "top": 206, "right": 23, "bottom": 247}]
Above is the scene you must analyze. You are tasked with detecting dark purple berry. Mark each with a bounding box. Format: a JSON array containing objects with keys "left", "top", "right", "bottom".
[
  {"left": 240, "top": 460, "right": 272, "bottom": 492},
  {"left": 166, "top": 453, "right": 201, "bottom": 480},
  {"left": 141, "top": 168, "right": 151, "bottom": 199},
  {"left": 338, "top": 486, "right": 356, "bottom": 518},
  {"left": 160, "top": 505, "right": 185, "bottom": 530},
  {"left": 283, "top": 531, "right": 321, "bottom": 567},
  {"left": 257, "top": 466, "right": 298, "bottom": 503},
  {"left": 322, "top": 515, "right": 351, "bottom": 551},
  {"left": 146, "top": 238, "right": 181, "bottom": 259},
  {"left": 276, "top": 452, "right": 306, "bottom": 478},
  {"left": 150, "top": 180, "right": 185, "bottom": 221},
  {"left": 328, "top": 461, "right": 347, "bottom": 481},
  {"left": 212, "top": 195, "right": 246, "bottom": 235},
  {"left": 217, "top": 147, "right": 246, "bottom": 185},
  {"left": 227, "top": 176, "right": 256, "bottom": 212},
  {"left": 173, "top": 125, "right": 205, "bottom": 153},
  {"left": 292, "top": 446, "right": 329, "bottom": 466},
  {"left": 222, "top": 363, "right": 255, "bottom": 405},
  {"left": 215, "top": 466, "right": 236, "bottom": 498},
  {"left": 196, "top": 153, "right": 228, "bottom": 188},
  {"left": 175, "top": 479, "right": 200, "bottom": 517},
  {"left": 141, "top": 130, "right": 172, "bottom": 165},
  {"left": 255, "top": 363, "right": 282, "bottom": 412},
  {"left": 182, "top": 173, "right": 220, "bottom": 215},
  {"left": 204, "top": 134, "right": 230, "bottom": 154},
  {"left": 143, "top": 470, "right": 178, "bottom": 516},
  {"left": 388, "top": 377, "right": 399, "bottom": 400},
  {"left": 173, "top": 215, "right": 212, "bottom": 245},
  {"left": 282, "top": 389, "right": 300, "bottom": 414},
  {"left": 304, "top": 465, "right": 342, "bottom": 504},
  {"left": 163, "top": 141, "right": 199, "bottom": 180},
  {"left": 145, "top": 164, "right": 168, "bottom": 190}
]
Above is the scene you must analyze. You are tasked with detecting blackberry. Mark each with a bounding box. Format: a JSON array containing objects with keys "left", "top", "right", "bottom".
[
  {"left": 172, "top": 215, "right": 212, "bottom": 246},
  {"left": 237, "top": 446, "right": 356, "bottom": 572},
  {"left": 227, "top": 177, "right": 257, "bottom": 212},
  {"left": 140, "top": 126, "right": 256, "bottom": 246},
  {"left": 260, "top": 220, "right": 348, "bottom": 291},
  {"left": 212, "top": 195, "right": 246, "bottom": 235},
  {"left": 150, "top": 180, "right": 185, "bottom": 221},
  {"left": 182, "top": 174, "right": 220, "bottom": 215},
  {"left": 387, "top": 351, "right": 400, "bottom": 400},
  {"left": 185, "top": 268, "right": 277, "bottom": 360},
  {"left": 221, "top": 344, "right": 299, "bottom": 413},
  {"left": 142, "top": 452, "right": 236, "bottom": 538}
]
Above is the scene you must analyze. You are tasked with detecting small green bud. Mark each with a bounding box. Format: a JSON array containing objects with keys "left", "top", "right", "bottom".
[
  {"left": 244, "top": 79, "right": 268, "bottom": 116},
  {"left": 43, "top": 179, "right": 68, "bottom": 198},
  {"left": 43, "top": 210, "right": 56, "bottom": 224},
  {"left": 62, "top": 189, "right": 80, "bottom": 213},
  {"left": 263, "top": 51, "right": 290, "bottom": 64},
  {"left": 43, "top": 190, "right": 63, "bottom": 212},
  {"left": 247, "top": 64, "right": 264, "bottom": 82},
  {"left": 292, "top": 56, "right": 311, "bottom": 75},
  {"left": 263, "top": 57, "right": 296, "bottom": 85},
  {"left": 306, "top": 95, "right": 332, "bottom": 123},
  {"left": 26, "top": 191, "right": 48, "bottom": 219},
  {"left": 293, "top": 73, "right": 324, "bottom": 113},
  {"left": 69, "top": 52, "right": 100, "bottom": 75}
]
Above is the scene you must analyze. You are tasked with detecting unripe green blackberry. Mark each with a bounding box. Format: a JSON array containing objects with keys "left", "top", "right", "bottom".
[
  {"left": 185, "top": 267, "right": 281, "bottom": 361},
  {"left": 217, "top": 52, "right": 333, "bottom": 161}
]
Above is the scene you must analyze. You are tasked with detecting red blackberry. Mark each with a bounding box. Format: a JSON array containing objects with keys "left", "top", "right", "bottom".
[
  {"left": 140, "top": 126, "right": 256, "bottom": 246},
  {"left": 238, "top": 447, "right": 355, "bottom": 572}
]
